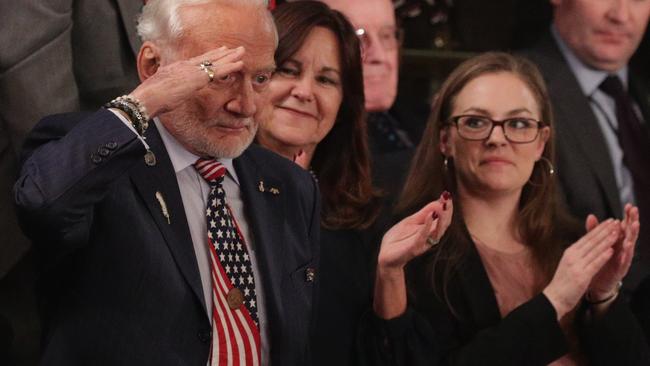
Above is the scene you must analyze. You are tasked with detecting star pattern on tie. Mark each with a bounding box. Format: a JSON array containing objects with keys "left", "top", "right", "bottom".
[{"left": 196, "top": 159, "right": 259, "bottom": 325}]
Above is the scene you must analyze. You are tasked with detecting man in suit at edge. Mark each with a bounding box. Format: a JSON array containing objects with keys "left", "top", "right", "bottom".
[
  {"left": 520, "top": 0, "right": 650, "bottom": 340},
  {"left": 13, "top": 0, "right": 320, "bottom": 364},
  {"left": 0, "top": 1, "right": 142, "bottom": 362}
]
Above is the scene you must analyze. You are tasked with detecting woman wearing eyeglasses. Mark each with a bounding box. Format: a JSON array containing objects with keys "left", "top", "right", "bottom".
[{"left": 359, "top": 52, "right": 650, "bottom": 365}]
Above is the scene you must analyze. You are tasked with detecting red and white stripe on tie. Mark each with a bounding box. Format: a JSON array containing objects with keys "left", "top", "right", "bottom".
[
  {"left": 195, "top": 159, "right": 227, "bottom": 182},
  {"left": 207, "top": 243, "right": 260, "bottom": 366},
  {"left": 194, "top": 158, "right": 261, "bottom": 366}
]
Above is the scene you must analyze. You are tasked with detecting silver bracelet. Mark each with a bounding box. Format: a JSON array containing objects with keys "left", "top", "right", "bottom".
[
  {"left": 585, "top": 281, "right": 623, "bottom": 305},
  {"left": 105, "top": 95, "right": 150, "bottom": 136}
]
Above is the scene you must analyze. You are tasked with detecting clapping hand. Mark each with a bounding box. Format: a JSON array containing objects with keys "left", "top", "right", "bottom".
[
  {"left": 587, "top": 204, "right": 639, "bottom": 301},
  {"left": 374, "top": 192, "right": 453, "bottom": 319},
  {"left": 377, "top": 192, "right": 453, "bottom": 274},
  {"left": 543, "top": 219, "right": 620, "bottom": 319}
]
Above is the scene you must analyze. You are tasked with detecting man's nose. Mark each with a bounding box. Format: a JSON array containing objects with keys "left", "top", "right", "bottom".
[
  {"left": 362, "top": 32, "right": 389, "bottom": 65},
  {"left": 226, "top": 81, "right": 257, "bottom": 117},
  {"left": 607, "top": 0, "right": 632, "bottom": 23}
]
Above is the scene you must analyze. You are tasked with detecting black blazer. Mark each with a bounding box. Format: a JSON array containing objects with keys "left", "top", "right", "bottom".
[
  {"left": 519, "top": 33, "right": 650, "bottom": 288},
  {"left": 358, "top": 243, "right": 650, "bottom": 366},
  {"left": 311, "top": 228, "right": 377, "bottom": 366},
  {"left": 14, "top": 110, "right": 320, "bottom": 366}
]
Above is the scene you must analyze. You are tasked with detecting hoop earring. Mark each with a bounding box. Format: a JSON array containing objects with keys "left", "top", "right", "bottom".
[
  {"left": 527, "top": 157, "right": 555, "bottom": 186},
  {"left": 539, "top": 157, "right": 555, "bottom": 175}
]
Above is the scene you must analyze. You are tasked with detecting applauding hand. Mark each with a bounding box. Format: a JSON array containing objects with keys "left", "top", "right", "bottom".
[
  {"left": 374, "top": 192, "right": 453, "bottom": 319},
  {"left": 587, "top": 204, "right": 639, "bottom": 302},
  {"left": 543, "top": 219, "right": 620, "bottom": 319}
]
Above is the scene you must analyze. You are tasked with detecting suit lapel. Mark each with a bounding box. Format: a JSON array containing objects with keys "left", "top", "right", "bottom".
[
  {"left": 629, "top": 71, "right": 650, "bottom": 140},
  {"left": 115, "top": 0, "right": 143, "bottom": 56},
  {"left": 130, "top": 125, "right": 208, "bottom": 315},
  {"left": 538, "top": 35, "right": 622, "bottom": 217},
  {"left": 233, "top": 151, "right": 286, "bottom": 330}
]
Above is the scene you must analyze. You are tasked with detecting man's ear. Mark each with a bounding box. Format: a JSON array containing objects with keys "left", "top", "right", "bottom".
[{"left": 137, "top": 41, "right": 161, "bottom": 82}]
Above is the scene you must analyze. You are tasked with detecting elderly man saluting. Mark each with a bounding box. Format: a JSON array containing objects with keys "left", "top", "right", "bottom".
[{"left": 13, "top": 1, "right": 319, "bottom": 365}]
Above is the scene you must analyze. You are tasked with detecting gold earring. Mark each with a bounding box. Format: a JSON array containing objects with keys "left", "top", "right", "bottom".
[
  {"left": 539, "top": 157, "right": 555, "bottom": 175},
  {"left": 527, "top": 157, "right": 555, "bottom": 187}
]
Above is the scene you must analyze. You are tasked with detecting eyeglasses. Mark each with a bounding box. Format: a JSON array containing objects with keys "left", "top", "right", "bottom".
[
  {"left": 355, "top": 26, "right": 404, "bottom": 51},
  {"left": 448, "top": 115, "right": 545, "bottom": 143}
]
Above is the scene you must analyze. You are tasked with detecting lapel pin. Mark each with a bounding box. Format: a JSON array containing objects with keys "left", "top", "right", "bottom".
[
  {"left": 155, "top": 191, "right": 171, "bottom": 224},
  {"left": 144, "top": 149, "right": 157, "bottom": 167},
  {"left": 258, "top": 180, "right": 266, "bottom": 192},
  {"left": 305, "top": 267, "right": 316, "bottom": 283}
]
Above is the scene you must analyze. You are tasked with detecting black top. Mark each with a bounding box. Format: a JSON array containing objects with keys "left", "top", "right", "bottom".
[
  {"left": 312, "top": 228, "right": 376, "bottom": 366},
  {"left": 358, "top": 242, "right": 650, "bottom": 366}
]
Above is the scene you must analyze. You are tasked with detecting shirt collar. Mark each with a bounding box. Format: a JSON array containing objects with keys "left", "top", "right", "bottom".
[
  {"left": 551, "top": 25, "right": 628, "bottom": 96},
  {"left": 154, "top": 118, "right": 239, "bottom": 184}
]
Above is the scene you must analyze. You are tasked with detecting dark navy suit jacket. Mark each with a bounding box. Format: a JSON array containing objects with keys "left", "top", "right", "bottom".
[{"left": 14, "top": 109, "right": 320, "bottom": 366}]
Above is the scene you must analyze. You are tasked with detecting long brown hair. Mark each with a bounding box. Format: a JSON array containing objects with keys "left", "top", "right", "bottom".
[
  {"left": 272, "top": 1, "right": 381, "bottom": 230},
  {"left": 398, "top": 52, "right": 580, "bottom": 309}
]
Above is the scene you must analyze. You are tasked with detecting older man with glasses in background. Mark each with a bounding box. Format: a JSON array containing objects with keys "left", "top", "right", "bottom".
[{"left": 318, "top": 0, "right": 423, "bottom": 208}]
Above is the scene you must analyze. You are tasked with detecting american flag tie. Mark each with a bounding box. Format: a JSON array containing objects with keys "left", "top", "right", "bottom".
[{"left": 194, "top": 158, "right": 261, "bottom": 366}]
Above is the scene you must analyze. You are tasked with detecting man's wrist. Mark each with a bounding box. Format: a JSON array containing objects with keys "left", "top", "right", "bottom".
[{"left": 104, "top": 95, "right": 150, "bottom": 136}]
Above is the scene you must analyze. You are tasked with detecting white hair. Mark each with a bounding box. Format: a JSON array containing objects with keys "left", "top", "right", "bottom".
[{"left": 137, "top": 0, "right": 270, "bottom": 42}]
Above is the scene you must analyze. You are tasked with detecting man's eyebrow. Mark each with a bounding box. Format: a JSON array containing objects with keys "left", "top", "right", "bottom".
[{"left": 251, "top": 64, "right": 276, "bottom": 74}]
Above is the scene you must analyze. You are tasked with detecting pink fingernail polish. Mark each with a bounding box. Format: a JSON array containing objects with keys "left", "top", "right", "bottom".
[
  {"left": 442, "top": 191, "right": 451, "bottom": 200},
  {"left": 443, "top": 202, "right": 447, "bottom": 211}
]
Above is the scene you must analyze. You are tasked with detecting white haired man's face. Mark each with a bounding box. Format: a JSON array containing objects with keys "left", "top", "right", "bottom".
[{"left": 159, "top": 1, "right": 277, "bottom": 158}]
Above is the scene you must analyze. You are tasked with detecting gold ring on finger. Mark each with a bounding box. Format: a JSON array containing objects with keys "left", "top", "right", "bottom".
[{"left": 199, "top": 63, "right": 215, "bottom": 82}]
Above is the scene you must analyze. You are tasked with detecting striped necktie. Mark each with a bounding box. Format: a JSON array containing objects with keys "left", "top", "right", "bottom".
[
  {"left": 194, "top": 158, "right": 261, "bottom": 366},
  {"left": 599, "top": 76, "right": 650, "bottom": 260}
]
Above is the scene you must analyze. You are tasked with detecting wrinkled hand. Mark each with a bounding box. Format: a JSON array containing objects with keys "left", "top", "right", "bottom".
[
  {"left": 377, "top": 192, "right": 453, "bottom": 275},
  {"left": 130, "top": 46, "right": 245, "bottom": 117},
  {"left": 588, "top": 204, "right": 639, "bottom": 299},
  {"left": 543, "top": 219, "right": 619, "bottom": 319}
]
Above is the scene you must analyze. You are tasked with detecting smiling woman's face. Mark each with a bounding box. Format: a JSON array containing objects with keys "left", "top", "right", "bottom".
[
  {"left": 257, "top": 26, "right": 343, "bottom": 154},
  {"left": 440, "top": 71, "right": 550, "bottom": 197}
]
